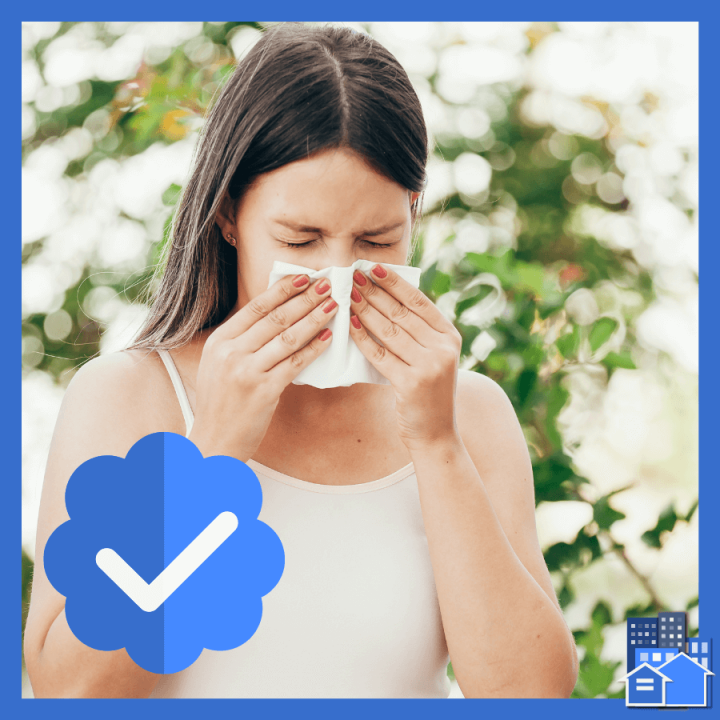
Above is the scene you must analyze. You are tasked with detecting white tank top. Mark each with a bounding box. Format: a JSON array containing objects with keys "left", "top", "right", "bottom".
[{"left": 150, "top": 349, "right": 452, "bottom": 698}]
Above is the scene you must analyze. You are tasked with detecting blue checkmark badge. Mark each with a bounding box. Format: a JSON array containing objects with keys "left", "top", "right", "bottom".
[{"left": 43, "top": 432, "right": 285, "bottom": 674}]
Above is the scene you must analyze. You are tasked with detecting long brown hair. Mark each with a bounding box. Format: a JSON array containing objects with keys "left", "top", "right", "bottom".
[{"left": 125, "top": 22, "right": 429, "bottom": 353}]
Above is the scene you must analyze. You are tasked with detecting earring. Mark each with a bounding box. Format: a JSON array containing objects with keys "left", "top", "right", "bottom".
[{"left": 226, "top": 234, "right": 236, "bottom": 246}]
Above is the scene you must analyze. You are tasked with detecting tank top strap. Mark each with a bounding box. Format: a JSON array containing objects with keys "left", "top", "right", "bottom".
[{"left": 157, "top": 349, "right": 194, "bottom": 437}]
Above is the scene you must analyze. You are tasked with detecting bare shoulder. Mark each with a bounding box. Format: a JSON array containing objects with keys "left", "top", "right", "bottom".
[
  {"left": 65, "top": 349, "right": 172, "bottom": 436},
  {"left": 455, "top": 369, "right": 527, "bottom": 475},
  {"left": 24, "top": 348, "right": 179, "bottom": 664}
]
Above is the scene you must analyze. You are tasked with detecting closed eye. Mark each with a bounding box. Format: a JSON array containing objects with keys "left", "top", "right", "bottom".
[{"left": 280, "top": 239, "right": 392, "bottom": 250}]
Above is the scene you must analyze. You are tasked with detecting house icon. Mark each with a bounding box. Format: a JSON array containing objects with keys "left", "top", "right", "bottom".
[
  {"left": 658, "top": 651, "right": 715, "bottom": 707},
  {"left": 620, "top": 662, "right": 672, "bottom": 706}
]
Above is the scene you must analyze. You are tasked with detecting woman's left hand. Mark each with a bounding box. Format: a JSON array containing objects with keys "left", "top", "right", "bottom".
[{"left": 349, "top": 263, "right": 463, "bottom": 451}]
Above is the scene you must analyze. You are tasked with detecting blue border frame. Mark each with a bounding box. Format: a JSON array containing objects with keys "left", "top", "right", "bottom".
[{"left": 11, "top": 4, "right": 716, "bottom": 718}]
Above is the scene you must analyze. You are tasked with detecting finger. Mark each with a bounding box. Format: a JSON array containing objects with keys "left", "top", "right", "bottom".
[
  {"left": 350, "top": 281, "right": 426, "bottom": 367},
  {"left": 352, "top": 268, "right": 435, "bottom": 348},
  {"left": 268, "top": 317, "right": 335, "bottom": 386},
  {"left": 225, "top": 276, "right": 334, "bottom": 352},
  {"left": 348, "top": 310, "right": 408, "bottom": 384},
  {"left": 363, "top": 263, "right": 457, "bottom": 337},
  {"left": 255, "top": 294, "right": 339, "bottom": 370},
  {"left": 213, "top": 274, "right": 331, "bottom": 342}
]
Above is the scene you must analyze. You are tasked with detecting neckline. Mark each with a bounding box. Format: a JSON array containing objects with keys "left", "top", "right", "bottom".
[
  {"left": 158, "top": 349, "right": 416, "bottom": 495},
  {"left": 244, "top": 458, "right": 416, "bottom": 495}
]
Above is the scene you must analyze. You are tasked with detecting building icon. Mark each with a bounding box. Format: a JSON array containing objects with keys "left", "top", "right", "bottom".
[
  {"left": 620, "top": 662, "right": 671, "bottom": 706},
  {"left": 635, "top": 648, "right": 679, "bottom": 671},
  {"left": 688, "top": 638, "right": 712, "bottom": 669},
  {"left": 688, "top": 638, "right": 713, "bottom": 706},
  {"left": 624, "top": 613, "right": 714, "bottom": 708},
  {"left": 626, "top": 616, "right": 659, "bottom": 672},
  {"left": 658, "top": 611, "right": 687, "bottom": 651}
]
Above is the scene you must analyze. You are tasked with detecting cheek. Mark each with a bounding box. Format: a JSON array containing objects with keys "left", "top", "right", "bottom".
[{"left": 236, "top": 250, "right": 275, "bottom": 300}]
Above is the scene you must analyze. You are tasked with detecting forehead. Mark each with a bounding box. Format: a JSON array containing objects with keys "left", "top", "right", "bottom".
[{"left": 248, "top": 148, "right": 410, "bottom": 231}]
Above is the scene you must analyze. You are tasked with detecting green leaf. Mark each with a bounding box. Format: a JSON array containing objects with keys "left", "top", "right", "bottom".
[
  {"left": 556, "top": 325, "right": 580, "bottom": 358},
  {"left": 593, "top": 495, "right": 626, "bottom": 530},
  {"left": 602, "top": 351, "right": 636, "bottom": 369},
  {"left": 514, "top": 262, "right": 546, "bottom": 297},
  {"left": 545, "top": 382, "right": 570, "bottom": 450},
  {"left": 589, "top": 317, "right": 618, "bottom": 352},
  {"left": 419, "top": 262, "right": 451, "bottom": 298},
  {"left": 641, "top": 504, "right": 678, "bottom": 548},
  {"left": 162, "top": 183, "right": 182, "bottom": 207},
  {"left": 516, "top": 368, "right": 537, "bottom": 407},
  {"left": 544, "top": 530, "right": 602, "bottom": 572},
  {"left": 533, "top": 453, "right": 580, "bottom": 503}
]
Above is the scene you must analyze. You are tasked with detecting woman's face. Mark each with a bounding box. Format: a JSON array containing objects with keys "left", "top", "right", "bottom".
[{"left": 218, "top": 147, "right": 420, "bottom": 312}]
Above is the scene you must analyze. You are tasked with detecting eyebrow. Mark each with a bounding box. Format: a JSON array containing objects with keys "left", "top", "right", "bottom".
[{"left": 272, "top": 218, "right": 406, "bottom": 237}]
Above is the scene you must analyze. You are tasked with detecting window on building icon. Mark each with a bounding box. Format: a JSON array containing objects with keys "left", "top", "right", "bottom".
[
  {"left": 661, "top": 634, "right": 666, "bottom": 639},
  {"left": 646, "top": 632, "right": 650, "bottom": 636},
  {"left": 631, "top": 641, "right": 635, "bottom": 645},
  {"left": 653, "top": 653, "right": 661, "bottom": 661},
  {"left": 702, "top": 642, "right": 708, "bottom": 654},
  {"left": 640, "top": 653, "right": 649, "bottom": 661},
  {"left": 692, "top": 642, "right": 698, "bottom": 653},
  {"left": 702, "top": 658, "right": 708, "bottom": 669},
  {"left": 666, "top": 653, "right": 674, "bottom": 661}
]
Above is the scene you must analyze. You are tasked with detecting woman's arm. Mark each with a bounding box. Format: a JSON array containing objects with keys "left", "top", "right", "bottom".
[
  {"left": 409, "top": 369, "right": 578, "bottom": 699},
  {"left": 24, "top": 352, "right": 164, "bottom": 698}
]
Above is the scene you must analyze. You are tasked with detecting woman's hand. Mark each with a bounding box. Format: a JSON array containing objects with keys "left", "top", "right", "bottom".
[
  {"left": 348, "top": 263, "right": 463, "bottom": 451},
  {"left": 189, "top": 274, "right": 339, "bottom": 460}
]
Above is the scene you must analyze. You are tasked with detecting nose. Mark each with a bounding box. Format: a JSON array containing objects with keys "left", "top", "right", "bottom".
[{"left": 312, "top": 238, "right": 364, "bottom": 269}]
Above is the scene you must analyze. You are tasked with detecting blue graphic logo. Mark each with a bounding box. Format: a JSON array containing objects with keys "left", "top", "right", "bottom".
[
  {"left": 623, "top": 612, "right": 714, "bottom": 707},
  {"left": 43, "top": 432, "right": 285, "bottom": 674}
]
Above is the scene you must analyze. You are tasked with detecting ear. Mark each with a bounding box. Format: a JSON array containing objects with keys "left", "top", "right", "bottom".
[
  {"left": 215, "top": 192, "right": 238, "bottom": 238},
  {"left": 410, "top": 191, "right": 421, "bottom": 206}
]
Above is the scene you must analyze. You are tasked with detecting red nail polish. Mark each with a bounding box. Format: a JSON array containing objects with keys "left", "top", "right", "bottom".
[
  {"left": 372, "top": 264, "right": 387, "bottom": 278},
  {"left": 350, "top": 314, "right": 361, "bottom": 329},
  {"left": 351, "top": 287, "right": 361, "bottom": 303},
  {"left": 318, "top": 328, "right": 332, "bottom": 341},
  {"left": 353, "top": 270, "right": 367, "bottom": 286}
]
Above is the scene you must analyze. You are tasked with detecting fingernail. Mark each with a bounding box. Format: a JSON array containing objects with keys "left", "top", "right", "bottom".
[
  {"left": 293, "top": 274, "right": 309, "bottom": 287},
  {"left": 350, "top": 314, "right": 361, "bottom": 329},
  {"left": 318, "top": 328, "right": 332, "bottom": 341},
  {"left": 351, "top": 287, "right": 361, "bottom": 303},
  {"left": 316, "top": 281, "right": 330, "bottom": 294},
  {"left": 353, "top": 270, "right": 367, "bottom": 286},
  {"left": 371, "top": 264, "right": 387, "bottom": 278},
  {"left": 323, "top": 299, "right": 338, "bottom": 313}
]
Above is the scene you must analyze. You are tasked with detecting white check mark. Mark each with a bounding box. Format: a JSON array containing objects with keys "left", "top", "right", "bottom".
[{"left": 96, "top": 511, "right": 238, "bottom": 612}]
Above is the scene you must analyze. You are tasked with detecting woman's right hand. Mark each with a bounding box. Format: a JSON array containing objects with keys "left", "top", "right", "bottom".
[{"left": 189, "top": 274, "right": 338, "bottom": 460}]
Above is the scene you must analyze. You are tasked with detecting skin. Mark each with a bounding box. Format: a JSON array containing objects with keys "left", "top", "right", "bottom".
[
  {"left": 24, "top": 145, "right": 578, "bottom": 698},
  {"left": 212, "top": 146, "right": 424, "bottom": 482}
]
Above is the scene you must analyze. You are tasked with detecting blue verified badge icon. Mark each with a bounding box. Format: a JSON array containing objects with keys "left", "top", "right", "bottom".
[{"left": 43, "top": 432, "right": 285, "bottom": 674}]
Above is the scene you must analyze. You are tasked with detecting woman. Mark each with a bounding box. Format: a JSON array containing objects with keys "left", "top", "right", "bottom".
[{"left": 24, "top": 22, "right": 578, "bottom": 699}]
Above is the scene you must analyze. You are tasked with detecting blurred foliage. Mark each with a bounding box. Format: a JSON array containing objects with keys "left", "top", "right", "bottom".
[{"left": 21, "top": 22, "right": 698, "bottom": 698}]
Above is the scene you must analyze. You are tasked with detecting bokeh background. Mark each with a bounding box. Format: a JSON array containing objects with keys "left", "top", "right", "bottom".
[{"left": 22, "top": 21, "right": 699, "bottom": 699}]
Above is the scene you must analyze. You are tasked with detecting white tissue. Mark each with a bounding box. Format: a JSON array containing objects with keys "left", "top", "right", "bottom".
[{"left": 267, "top": 259, "right": 423, "bottom": 388}]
